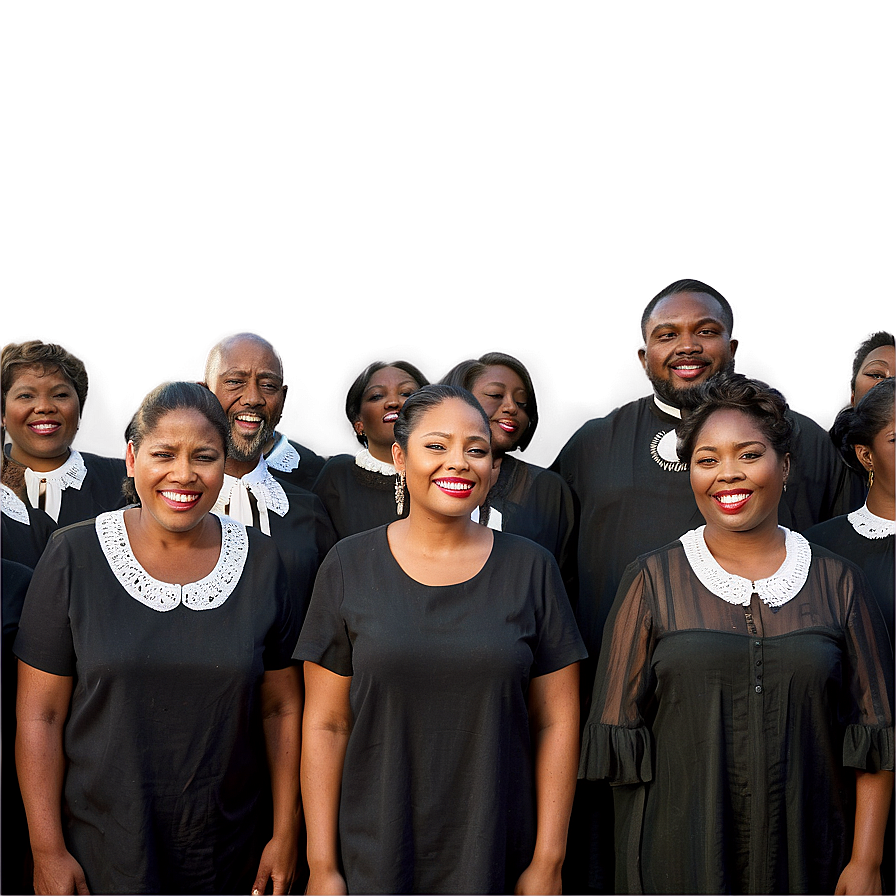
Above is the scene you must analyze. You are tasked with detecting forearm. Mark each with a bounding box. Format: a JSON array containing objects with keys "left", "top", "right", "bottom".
[
  {"left": 263, "top": 703, "right": 303, "bottom": 841},
  {"left": 301, "top": 723, "right": 350, "bottom": 873},
  {"left": 851, "top": 768, "right": 894, "bottom": 867}
]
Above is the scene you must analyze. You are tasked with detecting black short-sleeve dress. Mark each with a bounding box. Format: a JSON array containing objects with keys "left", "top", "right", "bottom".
[
  {"left": 294, "top": 526, "right": 587, "bottom": 894},
  {"left": 14, "top": 510, "right": 301, "bottom": 895},
  {"left": 579, "top": 527, "right": 894, "bottom": 895}
]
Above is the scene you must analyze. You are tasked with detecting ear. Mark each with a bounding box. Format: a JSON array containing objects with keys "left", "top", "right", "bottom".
[
  {"left": 637, "top": 347, "right": 648, "bottom": 371},
  {"left": 729, "top": 338, "right": 739, "bottom": 358},
  {"left": 353, "top": 420, "right": 365, "bottom": 437},
  {"left": 125, "top": 440, "right": 137, "bottom": 477},
  {"left": 853, "top": 443, "right": 873, "bottom": 473},
  {"left": 391, "top": 441, "right": 405, "bottom": 473},
  {"left": 781, "top": 452, "right": 791, "bottom": 483}
]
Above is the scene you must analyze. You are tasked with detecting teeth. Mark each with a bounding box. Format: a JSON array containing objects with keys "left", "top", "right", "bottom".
[
  {"left": 674, "top": 365, "right": 703, "bottom": 371},
  {"left": 161, "top": 491, "right": 199, "bottom": 503},
  {"left": 31, "top": 423, "right": 60, "bottom": 431},
  {"left": 236, "top": 414, "right": 262, "bottom": 423},
  {"left": 435, "top": 480, "right": 472, "bottom": 491},
  {"left": 716, "top": 493, "right": 750, "bottom": 504}
]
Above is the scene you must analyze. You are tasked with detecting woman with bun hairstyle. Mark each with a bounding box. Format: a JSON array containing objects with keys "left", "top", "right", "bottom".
[
  {"left": 298, "top": 384, "right": 586, "bottom": 894},
  {"left": 311, "top": 360, "right": 427, "bottom": 540},
  {"left": 1, "top": 341, "right": 126, "bottom": 533},
  {"left": 579, "top": 374, "right": 893, "bottom": 895},
  {"left": 15, "top": 382, "right": 303, "bottom": 895},
  {"left": 441, "top": 352, "right": 573, "bottom": 567}
]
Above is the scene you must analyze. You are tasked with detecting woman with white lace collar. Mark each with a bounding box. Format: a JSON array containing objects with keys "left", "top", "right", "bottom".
[
  {"left": 579, "top": 374, "right": 893, "bottom": 895},
  {"left": 14, "top": 382, "right": 303, "bottom": 895},
  {"left": 311, "top": 359, "right": 428, "bottom": 540},
  {"left": 1, "top": 340, "right": 126, "bottom": 530}
]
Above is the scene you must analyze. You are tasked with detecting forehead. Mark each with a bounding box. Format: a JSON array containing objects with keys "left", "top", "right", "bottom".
[
  {"left": 647, "top": 291, "right": 727, "bottom": 331},
  {"left": 415, "top": 397, "right": 490, "bottom": 437},
  {"left": 695, "top": 407, "right": 767, "bottom": 443},
  {"left": 862, "top": 345, "right": 895, "bottom": 367},
  {"left": 9, "top": 364, "right": 73, "bottom": 389},
  {"left": 217, "top": 339, "right": 282, "bottom": 376},
  {"left": 365, "top": 366, "right": 418, "bottom": 389},
  {"left": 144, "top": 407, "right": 224, "bottom": 445},
  {"left": 475, "top": 364, "right": 527, "bottom": 391}
]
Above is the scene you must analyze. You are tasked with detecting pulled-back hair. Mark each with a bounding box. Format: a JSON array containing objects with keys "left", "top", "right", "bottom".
[
  {"left": 393, "top": 384, "right": 491, "bottom": 453},
  {"left": 675, "top": 374, "right": 793, "bottom": 464},
  {"left": 122, "top": 381, "right": 229, "bottom": 504},
  {"left": 850, "top": 331, "right": 894, "bottom": 394},
  {"left": 440, "top": 351, "right": 539, "bottom": 451},
  {"left": 345, "top": 360, "right": 429, "bottom": 447},
  {"left": 830, "top": 377, "right": 894, "bottom": 474},
  {"left": 1, "top": 340, "right": 89, "bottom": 414},
  {"left": 641, "top": 279, "right": 734, "bottom": 342}
]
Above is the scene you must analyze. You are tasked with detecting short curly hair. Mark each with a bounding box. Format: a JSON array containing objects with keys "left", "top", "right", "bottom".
[
  {"left": 830, "top": 377, "right": 894, "bottom": 474},
  {"left": 675, "top": 374, "right": 793, "bottom": 464},
  {"left": 1, "top": 340, "right": 89, "bottom": 414}
]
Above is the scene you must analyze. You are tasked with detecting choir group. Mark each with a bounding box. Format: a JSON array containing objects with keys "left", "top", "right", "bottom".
[{"left": 2, "top": 279, "right": 893, "bottom": 895}]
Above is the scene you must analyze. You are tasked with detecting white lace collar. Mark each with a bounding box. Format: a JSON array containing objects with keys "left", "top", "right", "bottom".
[
  {"left": 354, "top": 448, "right": 396, "bottom": 477},
  {"left": 23, "top": 449, "right": 87, "bottom": 522},
  {"left": 215, "top": 457, "right": 290, "bottom": 518},
  {"left": 848, "top": 504, "right": 896, "bottom": 539},
  {"left": 95, "top": 509, "right": 248, "bottom": 612},
  {"left": 265, "top": 433, "right": 301, "bottom": 473},
  {"left": 653, "top": 394, "right": 683, "bottom": 420},
  {"left": 680, "top": 525, "right": 812, "bottom": 609},
  {"left": 1, "top": 483, "right": 29, "bottom": 525}
]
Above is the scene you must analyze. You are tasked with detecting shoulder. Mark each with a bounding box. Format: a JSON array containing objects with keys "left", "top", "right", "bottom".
[
  {"left": 315, "top": 454, "right": 355, "bottom": 478},
  {"left": 804, "top": 515, "right": 849, "bottom": 544},
  {"left": 79, "top": 451, "right": 127, "bottom": 473},
  {"left": 556, "top": 398, "right": 650, "bottom": 451},
  {"left": 786, "top": 408, "right": 837, "bottom": 451},
  {"left": 492, "top": 529, "right": 558, "bottom": 566}
]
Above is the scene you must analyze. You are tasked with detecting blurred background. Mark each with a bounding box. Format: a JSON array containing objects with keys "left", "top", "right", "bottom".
[{"left": 3, "top": 3, "right": 893, "bottom": 469}]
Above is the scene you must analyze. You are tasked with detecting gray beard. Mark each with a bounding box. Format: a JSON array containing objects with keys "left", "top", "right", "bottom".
[{"left": 226, "top": 420, "right": 274, "bottom": 464}]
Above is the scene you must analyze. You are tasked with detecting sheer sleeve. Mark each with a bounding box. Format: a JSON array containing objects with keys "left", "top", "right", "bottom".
[
  {"left": 578, "top": 559, "right": 656, "bottom": 784},
  {"left": 840, "top": 563, "right": 894, "bottom": 772}
]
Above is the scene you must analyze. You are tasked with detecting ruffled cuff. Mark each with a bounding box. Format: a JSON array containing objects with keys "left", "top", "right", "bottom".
[
  {"left": 578, "top": 722, "right": 653, "bottom": 784},
  {"left": 843, "top": 724, "right": 894, "bottom": 772}
]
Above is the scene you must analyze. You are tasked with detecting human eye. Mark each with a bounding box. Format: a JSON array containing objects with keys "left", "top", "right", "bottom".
[
  {"left": 424, "top": 442, "right": 446, "bottom": 451},
  {"left": 366, "top": 391, "right": 384, "bottom": 402},
  {"left": 694, "top": 455, "right": 717, "bottom": 466},
  {"left": 865, "top": 371, "right": 886, "bottom": 380}
]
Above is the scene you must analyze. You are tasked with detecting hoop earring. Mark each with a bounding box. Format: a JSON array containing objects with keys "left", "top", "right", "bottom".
[{"left": 395, "top": 470, "right": 406, "bottom": 516}]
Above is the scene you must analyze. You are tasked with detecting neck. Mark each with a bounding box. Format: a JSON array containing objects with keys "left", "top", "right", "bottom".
[
  {"left": 125, "top": 506, "right": 216, "bottom": 551},
  {"left": 224, "top": 455, "right": 260, "bottom": 478},
  {"left": 367, "top": 442, "right": 395, "bottom": 465},
  {"left": 702, "top": 517, "right": 786, "bottom": 579},
  {"left": 263, "top": 433, "right": 278, "bottom": 456},
  {"left": 8, "top": 443, "right": 71, "bottom": 473},
  {"left": 866, "top": 480, "right": 895, "bottom": 521},
  {"left": 401, "top": 508, "right": 481, "bottom": 552}
]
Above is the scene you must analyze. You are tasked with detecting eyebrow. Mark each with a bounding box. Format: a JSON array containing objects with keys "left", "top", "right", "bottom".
[
  {"left": 365, "top": 379, "right": 418, "bottom": 392},
  {"left": 220, "top": 367, "right": 282, "bottom": 381},
  {"left": 421, "top": 431, "right": 490, "bottom": 442},
  {"left": 694, "top": 440, "right": 767, "bottom": 452},
  {"left": 649, "top": 316, "right": 724, "bottom": 337}
]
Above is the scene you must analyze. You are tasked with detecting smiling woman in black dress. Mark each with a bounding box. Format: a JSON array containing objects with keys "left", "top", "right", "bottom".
[
  {"left": 580, "top": 375, "right": 893, "bottom": 895},
  {"left": 297, "top": 385, "right": 586, "bottom": 894}
]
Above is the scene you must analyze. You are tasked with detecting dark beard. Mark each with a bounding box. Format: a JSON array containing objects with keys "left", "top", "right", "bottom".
[
  {"left": 226, "top": 418, "right": 275, "bottom": 463},
  {"left": 648, "top": 360, "right": 736, "bottom": 412}
]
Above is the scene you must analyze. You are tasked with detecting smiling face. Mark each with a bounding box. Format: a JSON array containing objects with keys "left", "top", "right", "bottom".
[
  {"left": 2, "top": 365, "right": 81, "bottom": 471},
  {"left": 855, "top": 412, "right": 896, "bottom": 499},
  {"left": 853, "top": 345, "right": 895, "bottom": 405},
  {"left": 689, "top": 408, "right": 789, "bottom": 537},
  {"left": 392, "top": 397, "right": 493, "bottom": 520},
  {"left": 639, "top": 291, "right": 738, "bottom": 410},
  {"left": 206, "top": 337, "right": 286, "bottom": 465},
  {"left": 469, "top": 365, "right": 530, "bottom": 455},
  {"left": 126, "top": 407, "right": 225, "bottom": 535},
  {"left": 355, "top": 366, "right": 422, "bottom": 461}
]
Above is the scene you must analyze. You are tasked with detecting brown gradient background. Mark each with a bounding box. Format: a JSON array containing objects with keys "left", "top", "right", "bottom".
[{"left": 4, "top": 4, "right": 893, "bottom": 469}]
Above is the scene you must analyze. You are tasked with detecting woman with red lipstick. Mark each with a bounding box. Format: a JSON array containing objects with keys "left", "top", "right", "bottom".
[
  {"left": 311, "top": 359, "right": 428, "bottom": 540},
  {"left": 297, "top": 385, "right": 586, "bottom": 894},
  {"left": 580, "top": 375, "right": 893, "bottom": 895},
  {"left": 14, "top": 382, "right": 304, "bottom": 895},
  {"left": 1, "top": 341, "right": 127, "bottom": 536},
  {"left": 441, "top": 352, "right": 574, "bottom": 567}
]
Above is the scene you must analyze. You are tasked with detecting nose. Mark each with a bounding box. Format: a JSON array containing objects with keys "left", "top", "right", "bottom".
[
  {"left": 445, "top": 446, "right": 470, "bottom": 472},
  {"left": 241, "top": 379, "right": 264, "bottom": 407},
  {"left": 384, "top": 392, "right": 400, "bottom": 409},
  {"left": 34, "top": 394, "right": 57, "bottom": 413},
  {"left": 675, "top": 331, "right": 703, "bottom": 355},
  {"left": 716, "top": 456, "right": 745, "bottom": 482},
  {"left": 500, "top": 394, "right": 517, "bottom": 415},
  {"left": 170, "top": 455, "right": 197, "bottom": 484}
]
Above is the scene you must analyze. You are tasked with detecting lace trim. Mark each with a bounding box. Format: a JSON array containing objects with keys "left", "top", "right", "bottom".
[
  {"left": 215, "top": 458, "right": 290, "bottom": 518},
  {"left": 848, "top": 504, "right": 895, "bottom": 540},
  {"left": 1, "top": 484, "right": 29, "bottom": 524},
  {"left": 680, "top": 526, "right": 811, "bottom": 608},
  {"left": 265, "top": 433, "right": 300, "bottom": 473},
  {"left": 95, "top": 509, "right": 248, "bottom": 612},
  {"left": 25, "top": 449, "right": 87, "bottom": 490},
  {"left": 653, "top": 394, "right": 683, "bottom": 420},
  {"left": 354, "top": 448, "right": 396, "bottom": 477}
]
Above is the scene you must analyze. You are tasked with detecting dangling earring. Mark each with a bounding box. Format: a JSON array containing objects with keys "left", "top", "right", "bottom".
[
  {"left": 783, "top": 479, "right": 787, "bottom": 493},
  {"left": 395, "top": 470, "right": 406, "bottom": 516},
  {"left": 868, "top": 468, "right": 874, "bottom": 488}
]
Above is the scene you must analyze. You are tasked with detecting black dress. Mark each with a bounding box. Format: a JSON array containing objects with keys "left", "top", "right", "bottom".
[
  {"left": 14, "top": 511, "right": 301, "bottom": 895},
  {"left": 311, "top": 452, "right": 408, "bottom": 540},
  {"left": 1, "top": 482, "right": 56, "bottom": 568},
  {"left": 265, "top": 432, "right": 327, "bottom": 493},
  {"left": 294, "top": 526, "right": 587, "bottom": 894},
  {"left": 579, "top": 529, "right": 894, "bottom": 895},
  {"left": 486, "top": 454, "right": 574, "bottom": 569}
]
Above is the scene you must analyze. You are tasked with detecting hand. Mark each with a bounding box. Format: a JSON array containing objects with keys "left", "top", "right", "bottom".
[
  {"left": 514, "top": 858, "right": 563, "bottom": 895},
  {"left": 252, "top": 835, "right": 298, "bottom": 895},
  {"left": 32, "top": 848, "right": 90, "bottom": 895},
  {"left": 304, "top": 869, "right": 348, "bottom": 895},
  {"left": 835, "top": 859, "right": 882, "bottom": 895}
]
